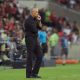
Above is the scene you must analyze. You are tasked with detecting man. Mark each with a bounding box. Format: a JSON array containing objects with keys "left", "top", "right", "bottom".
[{"left": 24, "top": 8, "right": 43, "bottom": 78}]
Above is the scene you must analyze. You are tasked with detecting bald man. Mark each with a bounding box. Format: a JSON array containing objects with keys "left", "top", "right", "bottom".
[{"left": 24, "top": 8, "right": 43, "bottom": 78}]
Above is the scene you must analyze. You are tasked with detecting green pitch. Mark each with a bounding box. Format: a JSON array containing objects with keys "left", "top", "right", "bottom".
[{"left": 0, "top": 64, "right": 80, "bottom": 80}]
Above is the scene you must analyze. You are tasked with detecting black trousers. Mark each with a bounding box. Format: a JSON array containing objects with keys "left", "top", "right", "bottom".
[{"left": 25, "top": 36, "right": 43, "bottom": 77}]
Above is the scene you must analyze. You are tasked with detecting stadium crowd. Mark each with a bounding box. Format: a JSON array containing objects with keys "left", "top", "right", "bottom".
[{"left": 0, "top": 0, "right": 79, "bottom": 65}]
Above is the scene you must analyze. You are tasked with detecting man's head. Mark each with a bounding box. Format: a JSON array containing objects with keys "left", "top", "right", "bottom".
[{"left": 31, "top": 8, "right": 39, "bottom": 18}]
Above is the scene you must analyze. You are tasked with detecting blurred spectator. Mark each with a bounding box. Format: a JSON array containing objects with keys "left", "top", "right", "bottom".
[
  {"left": 71, "top": 21, "right": 79, "bottom": 43},
  {"left": 38, "top": 26, "right": 48, "bottom": 54},
  {"left": 44, "top": 9, "right": 52, "bottom": 26},
  {"left": 61, "top": 32, "right": 69, "bottom": 64},
  {"left": 63, "top": 21, "right": 71, "bottom": 36},
  {"left": 55, "top": 18, "right": 63, "bottom": 32},
  {"left": 49, "top": 11, "right": 58, "bottom": 27},
  {"left": 7, "top": 17, "right": 15, "bottom": 32},
  {"left": 49, "top": 27, "right": 59, "bottom": 59},
  {"left": 69, "top": 0, "right": 76, "bottom": 9}
]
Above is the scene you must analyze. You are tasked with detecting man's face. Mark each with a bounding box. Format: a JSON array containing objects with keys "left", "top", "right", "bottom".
[{"left": 32, "top": 8, "right": 39, "bottom": 18}]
